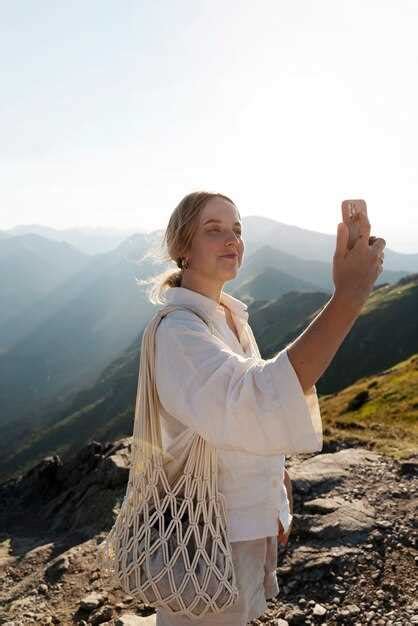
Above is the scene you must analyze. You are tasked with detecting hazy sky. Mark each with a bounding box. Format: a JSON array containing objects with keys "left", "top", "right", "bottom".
[{"left": 1, "top": 1, "right": 418, "bottom": 253}]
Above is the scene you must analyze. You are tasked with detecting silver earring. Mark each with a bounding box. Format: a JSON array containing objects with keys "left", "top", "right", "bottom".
[{"left": 181, "top": 257, "right": 190, "bottom": 270}]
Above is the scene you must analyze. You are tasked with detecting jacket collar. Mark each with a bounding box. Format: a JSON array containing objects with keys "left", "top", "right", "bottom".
[{"left": 162, "top": 286, "right": 249, "bottom": 324}]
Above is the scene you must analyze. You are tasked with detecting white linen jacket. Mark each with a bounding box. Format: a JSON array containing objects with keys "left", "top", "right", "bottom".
[{"left": 154, "top": 286, "right": 323, "bottom": 543}]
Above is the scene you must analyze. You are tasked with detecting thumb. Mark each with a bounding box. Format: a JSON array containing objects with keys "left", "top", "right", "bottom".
[{"left": 335, "top": 222, "right": 348, "bottom": 257}]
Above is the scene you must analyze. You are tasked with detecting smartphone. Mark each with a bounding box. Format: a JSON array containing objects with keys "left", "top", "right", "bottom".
[{"left": 341, "top": 199, "right": 369, "bottom": 250}]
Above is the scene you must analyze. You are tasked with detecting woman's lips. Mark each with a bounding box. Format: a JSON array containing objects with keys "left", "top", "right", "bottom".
[{"left": 220, "top": 254, "right": 238, "bottom": 259}]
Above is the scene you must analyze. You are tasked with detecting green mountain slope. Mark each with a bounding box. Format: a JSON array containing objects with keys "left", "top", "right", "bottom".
[
  {"left": 268, "top": 275, "right": 418, "bottom": 396},
  {"left": 320, "top": 352, "right": 418, "bottom": 459}
]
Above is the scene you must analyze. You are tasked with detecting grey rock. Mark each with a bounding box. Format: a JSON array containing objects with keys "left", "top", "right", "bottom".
[
  {"left": 369, "top": 529, "right": 384, "bottom": 544},
  {"left": 399, "top": 458, "right": 418, "bottom": 477},
  {"left": 303, "top": 496, "right": 347, "bottom": 513},
  {"left": 376, "top": 519, "right": 392, "bottom": 530},
  {"left": 289, "top": 448, "right": 381, "bottom": 493},
  {"left": 285, "top": 607, "right": 306, "bottom": 624},
  {"left": 95, "top": 450, "right": 131, "bottom": 489},
  {"left": 45, "top": 554, "right": 70, "bottom": 578},
  {"left": 312, "top": 603, "right": 327, "bottom": 616},
  {"left": 339, "top": 603, "right": 361, "bottom": 617},
  {"left": 115, "top": 615, "right": 156, "bottom": 625},
  {"left": 308, "top": 499, "right": 376, "bottom": 539},
  {"left": 278, "top": 544, "right": 361, "bottom": 575},
  {"left": 79, "top": 590, "right": 106, "bottom": 611},
  {"left": 89, "top": 604, "right": 113, "bottom": 622}
]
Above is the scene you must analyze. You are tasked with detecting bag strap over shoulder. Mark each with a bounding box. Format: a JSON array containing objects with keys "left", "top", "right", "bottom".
[
  {"left": 134, "top": 303, "right": 218, "bottom": 470},
  {"left": 154, "top": 303, "right": 216, "bottom": 336}
]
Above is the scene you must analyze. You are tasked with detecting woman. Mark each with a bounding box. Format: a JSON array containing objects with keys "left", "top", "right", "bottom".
[{"left": 143, "top": 190, "right": 385, "bottom": 625}]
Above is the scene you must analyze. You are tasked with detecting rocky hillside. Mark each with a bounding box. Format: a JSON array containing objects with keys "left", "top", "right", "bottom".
[{"left": 0, "top": 438, "right": 416, "bottom": 625}]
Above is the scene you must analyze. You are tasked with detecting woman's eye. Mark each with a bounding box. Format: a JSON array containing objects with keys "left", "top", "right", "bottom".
[{"left": 208, "top": 228, "right": 242, "bottom": 236}]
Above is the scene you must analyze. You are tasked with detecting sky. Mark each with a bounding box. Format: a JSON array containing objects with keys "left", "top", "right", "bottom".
[{"left": 1, "top": 0, "right": 418, "bottom": 253}]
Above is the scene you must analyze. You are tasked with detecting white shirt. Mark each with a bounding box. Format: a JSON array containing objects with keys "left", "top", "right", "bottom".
[{"left": 154, "top": 286, "right": 323, "bottom": 542}]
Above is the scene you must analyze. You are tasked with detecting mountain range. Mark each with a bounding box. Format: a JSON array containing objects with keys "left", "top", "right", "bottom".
[{"left": 0, "top": 216, "right": 416, "bottom": 483}]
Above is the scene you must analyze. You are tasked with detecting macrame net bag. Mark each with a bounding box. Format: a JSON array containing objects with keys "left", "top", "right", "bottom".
[{"left": 97, "top": 303, "right": 239, "bottom": 619}]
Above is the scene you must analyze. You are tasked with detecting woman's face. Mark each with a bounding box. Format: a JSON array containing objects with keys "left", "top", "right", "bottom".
[{"left": 186, "top": 197, "right": 244, "bottom": 281}]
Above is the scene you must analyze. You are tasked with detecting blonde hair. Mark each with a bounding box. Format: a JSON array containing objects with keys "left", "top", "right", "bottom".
[{"left": 138, "top": 191, "right": 239, "bottom": 305}]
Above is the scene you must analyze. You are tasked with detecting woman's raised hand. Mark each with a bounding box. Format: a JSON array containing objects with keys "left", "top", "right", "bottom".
[{"left": 332, "top": 217, "right": 386, "bottom": 310}]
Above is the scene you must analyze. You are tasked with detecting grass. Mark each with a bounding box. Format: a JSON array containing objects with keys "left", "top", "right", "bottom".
[{"left": 319, "top": 353, "right": 418, "bottom": 460}]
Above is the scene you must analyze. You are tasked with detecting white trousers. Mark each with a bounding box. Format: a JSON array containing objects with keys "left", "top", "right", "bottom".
[{"left": 155, "top": 535, "right": 279, "bottom": 626}]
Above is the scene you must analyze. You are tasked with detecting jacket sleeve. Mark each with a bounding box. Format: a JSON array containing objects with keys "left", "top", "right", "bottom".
[{"left": 154, "top": 310, "right": 323, "bottom": 456}]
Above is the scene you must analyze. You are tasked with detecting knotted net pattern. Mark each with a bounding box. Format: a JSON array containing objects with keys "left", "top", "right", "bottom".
[{"left": 96, "top": 304, "right": 239, "bottom": 619}]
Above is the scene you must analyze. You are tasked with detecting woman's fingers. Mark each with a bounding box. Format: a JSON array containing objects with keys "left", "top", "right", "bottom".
[
  {"left": 369, "top": 236, "right": 386, "bottom": 258},
  {"left": 357, "top": 213, "right": 372, "bottom": 247},
  {"left": 342, "top": 199, "right": 370, "bottom": 250},
  {"left": 370, "top": 238, "right": 386, "bottom": 259}
]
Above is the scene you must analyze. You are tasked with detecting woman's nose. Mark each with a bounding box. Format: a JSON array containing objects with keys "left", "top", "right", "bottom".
[{"left": 226, "top": 231, "right": 240, "bottom": 244}]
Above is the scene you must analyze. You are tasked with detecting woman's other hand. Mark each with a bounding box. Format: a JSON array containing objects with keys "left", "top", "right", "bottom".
[
  {"left": 278, "top": 468, "right": 293, "bottom": 546},
  {"left": 277, "top": 518, "right": 291, "bottom": 546}
]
